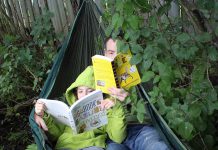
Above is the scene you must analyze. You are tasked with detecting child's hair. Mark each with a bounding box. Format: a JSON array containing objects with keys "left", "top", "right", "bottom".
[
  {"left": 104, "top": 30, "right": 125, "bottom": 49},
  {"left": 72, "top": 88, "right": 78, "bottom": 100}
]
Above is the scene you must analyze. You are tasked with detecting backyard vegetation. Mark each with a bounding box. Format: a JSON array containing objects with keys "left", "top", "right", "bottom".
[
  {"left": 0, "top": 0, "right": 218, "bottom": 150},
  {"left": 103, "top": 0, "right": 218, "bottom": 149}
]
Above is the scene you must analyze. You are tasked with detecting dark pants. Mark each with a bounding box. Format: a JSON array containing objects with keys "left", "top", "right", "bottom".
[{"left": 106, "top": 124, "right": 169, "bottom": 150}]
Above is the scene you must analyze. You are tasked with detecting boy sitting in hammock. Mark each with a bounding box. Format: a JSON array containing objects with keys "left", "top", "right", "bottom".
[
  {"left": 34, "top": 66, "right": 130, "bottom": 150},
  {"left": 104, "top": 37, "right": 169, "bottom": 150}
]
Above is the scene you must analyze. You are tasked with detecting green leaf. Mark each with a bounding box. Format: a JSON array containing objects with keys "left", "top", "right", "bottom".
[
  {"left": 178, "top": 122, "right": 194, "bottom": 140},
  {"left": 215, "top": 26, "right": 218, "bottom": 36},
  {"left": 127, "top": 15, "right": 140, "bottom": 30},
  {"left": 191, "top": 61, "right": 206, "bottom": 84},
  {"left": 105, "top": 24, "right": 114, "bottom": 37},
  {"left": 157, "top": 98, "right": 168, "bottom": 115},
  {"left": 176, "top": 33, "right": 190, "bottom": 44},
  {"left": 141, "top": 71, "right": 155, "bottom": 82},
  {"left": 188, "top": 103, "right": 202, "bottom": 118},
  {"left": 204, "top": 135, "right": 215, "bottom": 148},
  {"left": 156, "top": 37, "right": 169, "bottom": 49},
  {"left": 208, "top": 46, "right": 218, "bottom": 61},
  {"left": 153, "top": 75, "right": 160, "bottom": 84},
  {"left": 157, "top": 1, "right": 172, "bottom": 16},
  {"left": 140, "top": 28, "right": 151, "bottom": 38},
  {"left": 136, "top": 100, "right": 146, "bottom": 113},
  {"left": 193, "top": 117, "right": 207, "bottom": 131},
  {"left": 143, "top": 45, "right": 153, "bottom": 59},
  {"left": 130, "top": 43, "right": 143, "bottom": 53},
  {"left": 142, "top": 59, "right": 152, "bottom": 70},
  {"left": 157, "top": 61, "right": 174, "bottom": 82},
  {"left": 26, "top": 144, "right": 37, "bottom": 150},
  {"left": 130, "top": 53, "right": 142, "bottom": 65},
  {"left": 195, "top": 32, "right": 212, "bottom": 43},
  {"left": 149, "top": 16, "right": 158, "bottom": 29},
  {"left": 112, "top": 13, "right": 119, "bottom": 26},
  {"left": 137, "top": 112, "right": 145, "bottom": 123},
  {"left": 112, "top": 13, "right": 123, "bottom": 29},
  {"left": 116, "top": 40, "right": 129, "bottom": 53},
  {"left": 123, "top": 1, "right": 134, "bottom": 16},
  {"left": 133, "top": 0, "right": 152, "bottom": 12},
  {"left": 115, "top": 1, "right": 124, "bottom": 11}
]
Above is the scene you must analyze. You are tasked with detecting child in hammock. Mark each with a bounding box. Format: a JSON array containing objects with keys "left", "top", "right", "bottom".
[{"left": 34, "top": 66, "right": 130, "bottom": 150}]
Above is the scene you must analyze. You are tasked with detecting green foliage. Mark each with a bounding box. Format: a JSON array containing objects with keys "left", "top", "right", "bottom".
[
  {"left": 25, "top": 144, "right": 37, "bottom": 150},
  {"left": 103, "top": 0, "right": 218, "bottom": 149},
  {"left": 0, "top": 10, "right": 58, "bottom": 149}
]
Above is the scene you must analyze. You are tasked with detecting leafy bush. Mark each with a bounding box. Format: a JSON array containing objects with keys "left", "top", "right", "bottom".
[
  {"left": 0, "top": 10, "right": 58, "bottom": 149},
  {"left": 103, "top": 0, "right": 218, "bottom": 149}
]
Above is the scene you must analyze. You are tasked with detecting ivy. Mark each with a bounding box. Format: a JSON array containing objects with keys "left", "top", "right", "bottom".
[{"left": 103, "top": 0, "right": 218, "bottom": 149}]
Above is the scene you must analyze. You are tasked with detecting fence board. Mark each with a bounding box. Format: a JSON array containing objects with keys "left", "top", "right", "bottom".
[
  {"left": 20, "top": 0, "right": 30, "bottom": 29},
  {"left": 26, "top": 0, "right": 35, "bottom": 25},
  {"left": 38, "top": 0, "right": 47, "bottom": 15},
  {"left": 1, "top": 0, "right": 79, "bottom": 37},
  {"left": 14, "top": 0, "right": 26, "bottom": 36},
  {"left": 32, "top": 0, "right": 40, "bottom": 18},
  {"left": 47, "top": 0, "right": 62, "bottom": 34},
  {"left": 65, "top": 0, "right": 74, "bottom": 27},
  {"left": 57, "top": 0, "right": 68, "bottom": 34}
]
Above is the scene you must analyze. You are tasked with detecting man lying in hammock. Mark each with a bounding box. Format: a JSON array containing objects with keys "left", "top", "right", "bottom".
[
  {"left": 104, "top": 37, "right": 169, "bottom": 150},
  {"left": 34, "top": 66, "right": 130, "bottom": 150}
]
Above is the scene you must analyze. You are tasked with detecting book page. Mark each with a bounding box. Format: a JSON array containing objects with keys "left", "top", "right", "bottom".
[
  {"left": 114, "top": 52, "right": 141, "bottom": 89},
  {"left": 92, "top": 55, "right": 118, "bottom": 94},
  {"left": 69, "top": 90, "right": 108, "bottom": 134},
  {"left": 38, "top": 99, "right": 71, "bottom": 126}
]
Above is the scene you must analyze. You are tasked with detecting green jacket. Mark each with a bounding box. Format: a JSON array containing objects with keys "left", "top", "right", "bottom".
[{"left": 44, "top": 66, "right": 127, "bottom": 150}]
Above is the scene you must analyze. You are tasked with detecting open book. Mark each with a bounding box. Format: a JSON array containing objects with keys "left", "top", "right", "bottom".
[
  {"left": 38, "top": 90, "right": 108, "bottom": 134},
  {"left": 92, "top": 52, "right": 141, "bottom": 94}
]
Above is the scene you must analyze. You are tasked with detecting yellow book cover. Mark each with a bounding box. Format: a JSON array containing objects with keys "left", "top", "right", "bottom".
[
  {"left": 114, "top": 52, "right": 141, "bottom": 89},
  {"left": 92, "top": 52, "right": 141, "bottom": 94}
]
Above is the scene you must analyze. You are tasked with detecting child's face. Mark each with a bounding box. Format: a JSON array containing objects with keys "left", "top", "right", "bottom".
[
  {"left": 76, "top": 86, "right": 94, "bottom": 99},
  {"left": 105, "top": 39, "right": 117, "bottom": 60}
]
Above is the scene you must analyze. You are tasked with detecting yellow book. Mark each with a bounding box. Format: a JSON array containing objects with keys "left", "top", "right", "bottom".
[{"left": 92, "top": 52, "right": 141, "bottom": 94}]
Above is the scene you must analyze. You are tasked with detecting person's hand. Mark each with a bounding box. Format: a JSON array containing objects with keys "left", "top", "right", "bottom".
[
  {"left": 108, "top": 87, "right": 129, "bottom": 102},
  {"left": 35, "top": 100, "right": 46, "bottom": 117},
  {"left": 34, "top": 100, "right": 48, "bottom": 131},
  {"left": 34, "top": 114, "right": 48, "bottom": 131},
  {"left": 101, "top": 99, "right": 115, "bottom": 109}
]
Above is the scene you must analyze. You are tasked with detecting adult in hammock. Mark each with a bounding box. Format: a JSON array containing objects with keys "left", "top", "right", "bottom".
[
  {"left": 104, "top": 37, "right": 169, "bottom": 150},
  {"left": 34, "top": 66, "right": 130, "bottom": 150}
]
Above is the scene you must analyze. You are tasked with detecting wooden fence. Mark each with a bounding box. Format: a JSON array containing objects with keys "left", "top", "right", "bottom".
[
  {"left": 0, "top": 0, "right": 181, "bottom": 41},
  {"left": 0, "top": 0, "right": 81, "bottom": 39}
]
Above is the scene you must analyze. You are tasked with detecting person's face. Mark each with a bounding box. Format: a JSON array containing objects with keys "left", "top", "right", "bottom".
[
  {"left": 104, "top": 39, "right": 117, "bottom": 60},
  {"left": 76, "top": 86, "right": 94, "bottom": 99}
]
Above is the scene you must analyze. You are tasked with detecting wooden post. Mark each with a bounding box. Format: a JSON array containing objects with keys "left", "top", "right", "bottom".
[
  {"left": 20, "top": 0, "right": 30, "bottom": 29},
  {"left": 65, "top": 0, "right": 74, "bottom": 27},
  {"left": 32, "top": 0, "right": 40, "bottom": 19},
  {"left": 38, "top": 0, "right": 47, "bottom": 15},
  {"left": 14, "top": 0, "right": 26, "bottom": 36},
  {"left": 26, "top": 0, "right": 35, "bottom": 26},
  {"left": 47, "top": 0, "right": 62, "bottom": 34},
  {"left": 57, "top": 0, "right": 68, "bottom": 35}
]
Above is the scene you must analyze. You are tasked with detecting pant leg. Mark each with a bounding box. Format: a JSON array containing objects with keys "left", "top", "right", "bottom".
[
  {"left": 106, "top": 143, "right": 130, "bottom": 150},
  {"left": 106, "top": 139, "right": 130, "bottom": 150},
  {"left": 123, "top": 125, "right": 169, "bottom": 150},
  {"left": 80, "top": 146, "right": 104, "bottom": 150}
]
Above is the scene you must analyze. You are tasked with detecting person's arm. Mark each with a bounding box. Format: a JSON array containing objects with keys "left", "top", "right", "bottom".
[
  {"left": 106, "top": 101, "right": 127, "bottom": 143},
  {"left": 34, "top": 100, "right": 65, "bottom": 142}
]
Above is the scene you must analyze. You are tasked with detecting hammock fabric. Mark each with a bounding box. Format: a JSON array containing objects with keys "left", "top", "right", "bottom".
[{"left": 29, "top": 0, "right": 187, "bottom": 150}]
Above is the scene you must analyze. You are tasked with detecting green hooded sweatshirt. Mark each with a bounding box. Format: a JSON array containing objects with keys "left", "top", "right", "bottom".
[{"left": 44, "top": 66, "right": 127, "bottom": 150}]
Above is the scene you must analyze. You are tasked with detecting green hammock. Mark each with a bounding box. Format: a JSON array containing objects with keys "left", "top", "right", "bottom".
[{"left": 29, "top": 0, "right": 187, "bottom": 150}]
